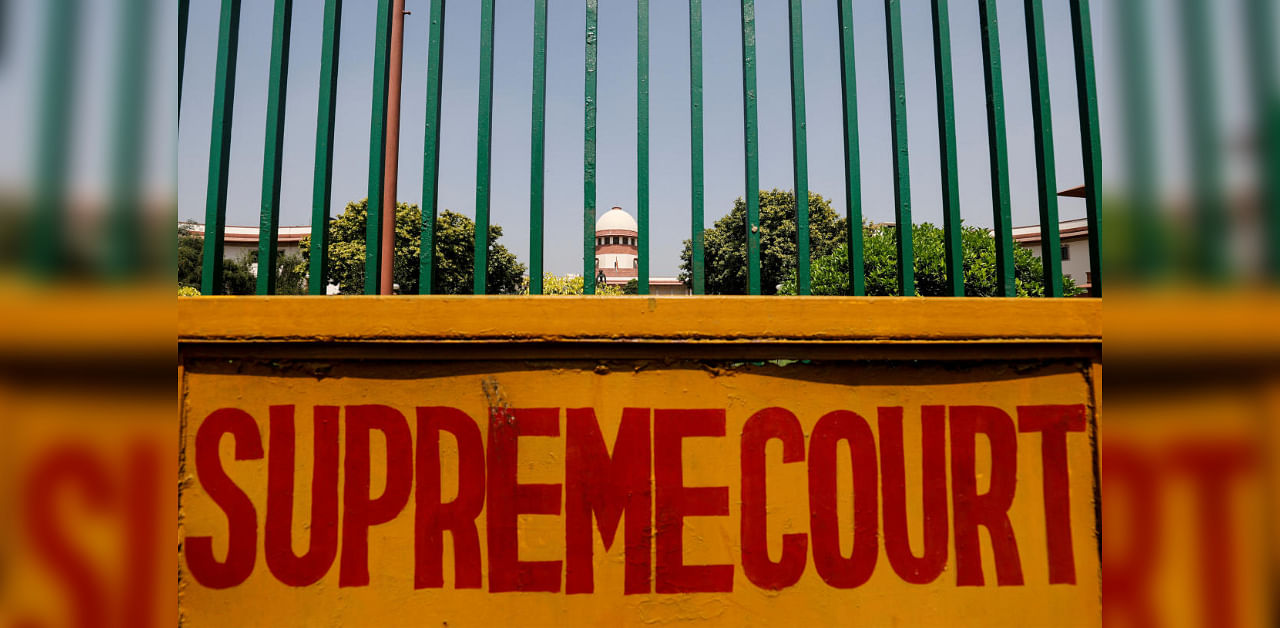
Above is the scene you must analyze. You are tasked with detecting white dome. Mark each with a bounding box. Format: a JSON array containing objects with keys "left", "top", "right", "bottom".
[{"left": 596, "top": 207, "right": 638, "bottom": 232}]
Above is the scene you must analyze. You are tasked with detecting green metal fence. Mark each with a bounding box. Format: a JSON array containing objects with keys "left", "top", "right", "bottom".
[{"left": 184, "top": 0, "right": 1105, "bottom": 298}]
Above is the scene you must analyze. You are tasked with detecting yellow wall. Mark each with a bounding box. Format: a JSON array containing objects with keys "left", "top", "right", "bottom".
[{"left": 178, "top": 297, "right": 1101, "bottom": 627}]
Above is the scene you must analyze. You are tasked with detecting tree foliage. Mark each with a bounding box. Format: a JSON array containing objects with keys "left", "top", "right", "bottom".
[
  {"left": 178, "top": 221, "right": 202, "bottom": 289},
  {"left": 269, "top": 252, "right": 308, "bottom": 295},
  {"left": 177, "top": 221, "right": 264, "bottom": 295},
  {"left": 778, "top": 222, "right": 1081, "bottom": 296},
  {"left": 298, "top": 199, "right": 525, "bottom": 295},
  {"left": 678, "top": 190, "right": 846, "bottom": 294},
  {"left": 521, "top": 273, "right": 623, "bottom": 295}
]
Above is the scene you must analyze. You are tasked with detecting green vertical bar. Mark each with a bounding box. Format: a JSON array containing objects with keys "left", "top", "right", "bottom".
[
  {"left": 689, "top": 0, "right": 706, "bottom": 295},
  {"left": 179, "top": 0, "right": 190, "bottom": 106},
  {"left": 1069, "top": 0, "right": 1102, "bottom": 296},
  {"left": 1023, "top": 0, "right": 1063, "bottom": 298},
  {"left": 584, "top": 0, "right": 599, "bottom": 295},
  {"left": 1179, "top": 0, "right": 1227, "bottom": 282},
  {"left": 1246, "top": 0, "right": 1280, "bottom": 281},
  {"left": 309, "top": 0, "right": 343, "bottom": 295},
  {"left": 364, "top": 0, "right": 393, "bottom": 295},
  {"left": 256, "top": 0, "right": 294, "bottom": 295},
  {"left": 420, "top": 0, "right": 446, "bottom": 294},
  {"left": 786, "top": 0, "right": 810, "bottom": 296},
  {"left": 740, "top": 0, "right": 761, "bottom": 295},
  {"left": 931, "top": 0, "right": 963, "bottom": 296},
  {"left": 885, "top": 0, "right": 914, "bottom": 296},
  {"left": 30, "top": 0, "right": 81, "bottom": 278},
  {"left": 107, "top": 0, "right": 151, "bottom": 280},
  {"left": 473, "top": 0, "right": 496, "bottom": 295},
  {"left": 1117, "top": 0, "right": 1160, "bottom": 281},
  {"left": 637, "top": 0, "right": 650, "bottom": 296},
  {"left": 200, "top": 0, "right": 242, "bottom": 295},
  {"left": 528, "top": 0, "right": 547, "bottom": 294},
  {"left": 836, "top": 0, "right": 864, "bottom": 297},
  {"left": 978, "top": 0, "right": 1015, "bottom": 296}
]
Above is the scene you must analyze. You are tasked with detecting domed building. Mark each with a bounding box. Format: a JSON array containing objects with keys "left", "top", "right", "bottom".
[
  {"left": 595, "top": 207, "right": 639, "bottom": 282},
  {"left": 594, "top": 206, "right": 690, "bottom": 295}
]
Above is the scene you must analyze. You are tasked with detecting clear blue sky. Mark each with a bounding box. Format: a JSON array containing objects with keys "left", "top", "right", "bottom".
[{"left": 178, "top": 0, "right": 1095, "bottom": 277}]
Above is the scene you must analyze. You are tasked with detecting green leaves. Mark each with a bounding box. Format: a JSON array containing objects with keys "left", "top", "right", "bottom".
[
  {"left": 679, "top": 189, "right": 846, "bottom": 294},
  {"left": 299, "top": 199, "right": 526, "bottom": 295},
  {"left": 778, "top": 222, "right": 1081, "bottom": 297},
  {"left": 179, "top": 221, "right": 294, "bottom": 295},
  {"left": 521, "top": 273, "right": 623, "bottom": 296}
]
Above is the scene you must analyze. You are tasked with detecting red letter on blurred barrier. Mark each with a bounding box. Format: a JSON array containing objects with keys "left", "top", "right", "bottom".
[
  {"left": 415, "top": 407, "right": 485, "bottom": 589},
  {"left": 565, "top": 407, "right": 652, "bottom": 594},
  {"left": 1018, "top": 404, "right": 1086, "bottom": 585},
  {"left": 186, "top": 408, "right": 264, "bottom": 589},
  {"left": 950, "top": 405, "right": 1023, "bottom": 586},
  {"left": 487, "top": 407, "right": 563, "bottom": 592},
  {"left": 741, "top": 407, "right": 807, "bottom": 590},
  {"left": 1168, "top": 439, "right": 1258, "bottom": 628},
  {"left": 654, "top": 409, "right": 733, "bottom": 593},
  {"left": 339, "top": 405, "right": 412, "bottom": 587},
  {"left": 808, "top": 410, "right": 878, "bottom": 588},
  {"left": 266, "top": 405, "right": 340, "bottom": 586},
  {"left": 1100, "top": 445, "right": 1159, "bottom": 628}
]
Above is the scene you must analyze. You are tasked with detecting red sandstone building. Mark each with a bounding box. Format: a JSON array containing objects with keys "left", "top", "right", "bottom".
[{"left": 594, "top": 207, "right": 690, "bottom": 295}]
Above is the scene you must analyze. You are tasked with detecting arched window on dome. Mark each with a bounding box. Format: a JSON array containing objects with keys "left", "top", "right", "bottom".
[
  {"left": 633, "top": 258, "right": 638, "bottom": 269},
  {"left": 595, "top": 257, "right": 600, "bottom": 269}
]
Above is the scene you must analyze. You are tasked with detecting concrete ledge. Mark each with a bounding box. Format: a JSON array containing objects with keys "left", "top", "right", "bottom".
[{"left": 179, "top": 296, "right": 1101, "bottom": 345}]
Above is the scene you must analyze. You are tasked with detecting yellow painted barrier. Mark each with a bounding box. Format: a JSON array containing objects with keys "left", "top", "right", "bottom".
[{"left": 178, "top": 297, "right": 1101, "bottom": 626}]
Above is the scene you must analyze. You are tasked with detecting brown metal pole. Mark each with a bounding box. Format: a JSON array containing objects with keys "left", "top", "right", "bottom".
[{"left": 380, "top": 0, "right": 407, "bottom": 294}]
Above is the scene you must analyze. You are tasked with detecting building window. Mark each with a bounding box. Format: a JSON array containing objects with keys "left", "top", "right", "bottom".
[
  {"left": 1061, "top": 245, "right": 1070, "bottom": 261},
  {"left": 633, "top": 258, "right": 638, "bottom": 269},
  {"left": 595, "top": 257, "right": 600, "bottom": 268}
]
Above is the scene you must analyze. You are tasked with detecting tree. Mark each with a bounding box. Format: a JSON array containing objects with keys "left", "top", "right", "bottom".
[
  {"left": 522, "top": 273, "right": 623, "bottom": 295},
  {"left": 177, "top": 221, "right": 258, "bottom": 295},
  {"left": 621, "top": 278, "right": 639, "bottom": 295},
  {"left": 268, "top": 251, "right": 308, "bottom": 295},
  {"left": 678, "top": 189, "right": 846, "bottom": 294},
  {"left": 778, "top": 222, "right": 1081, "bottom": 296},
  {"left": 298, "top": 199, "right": 525, "bottom": 295},
  {"left": 178, "top": 221, "right": 202, "bottom": 289}
]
